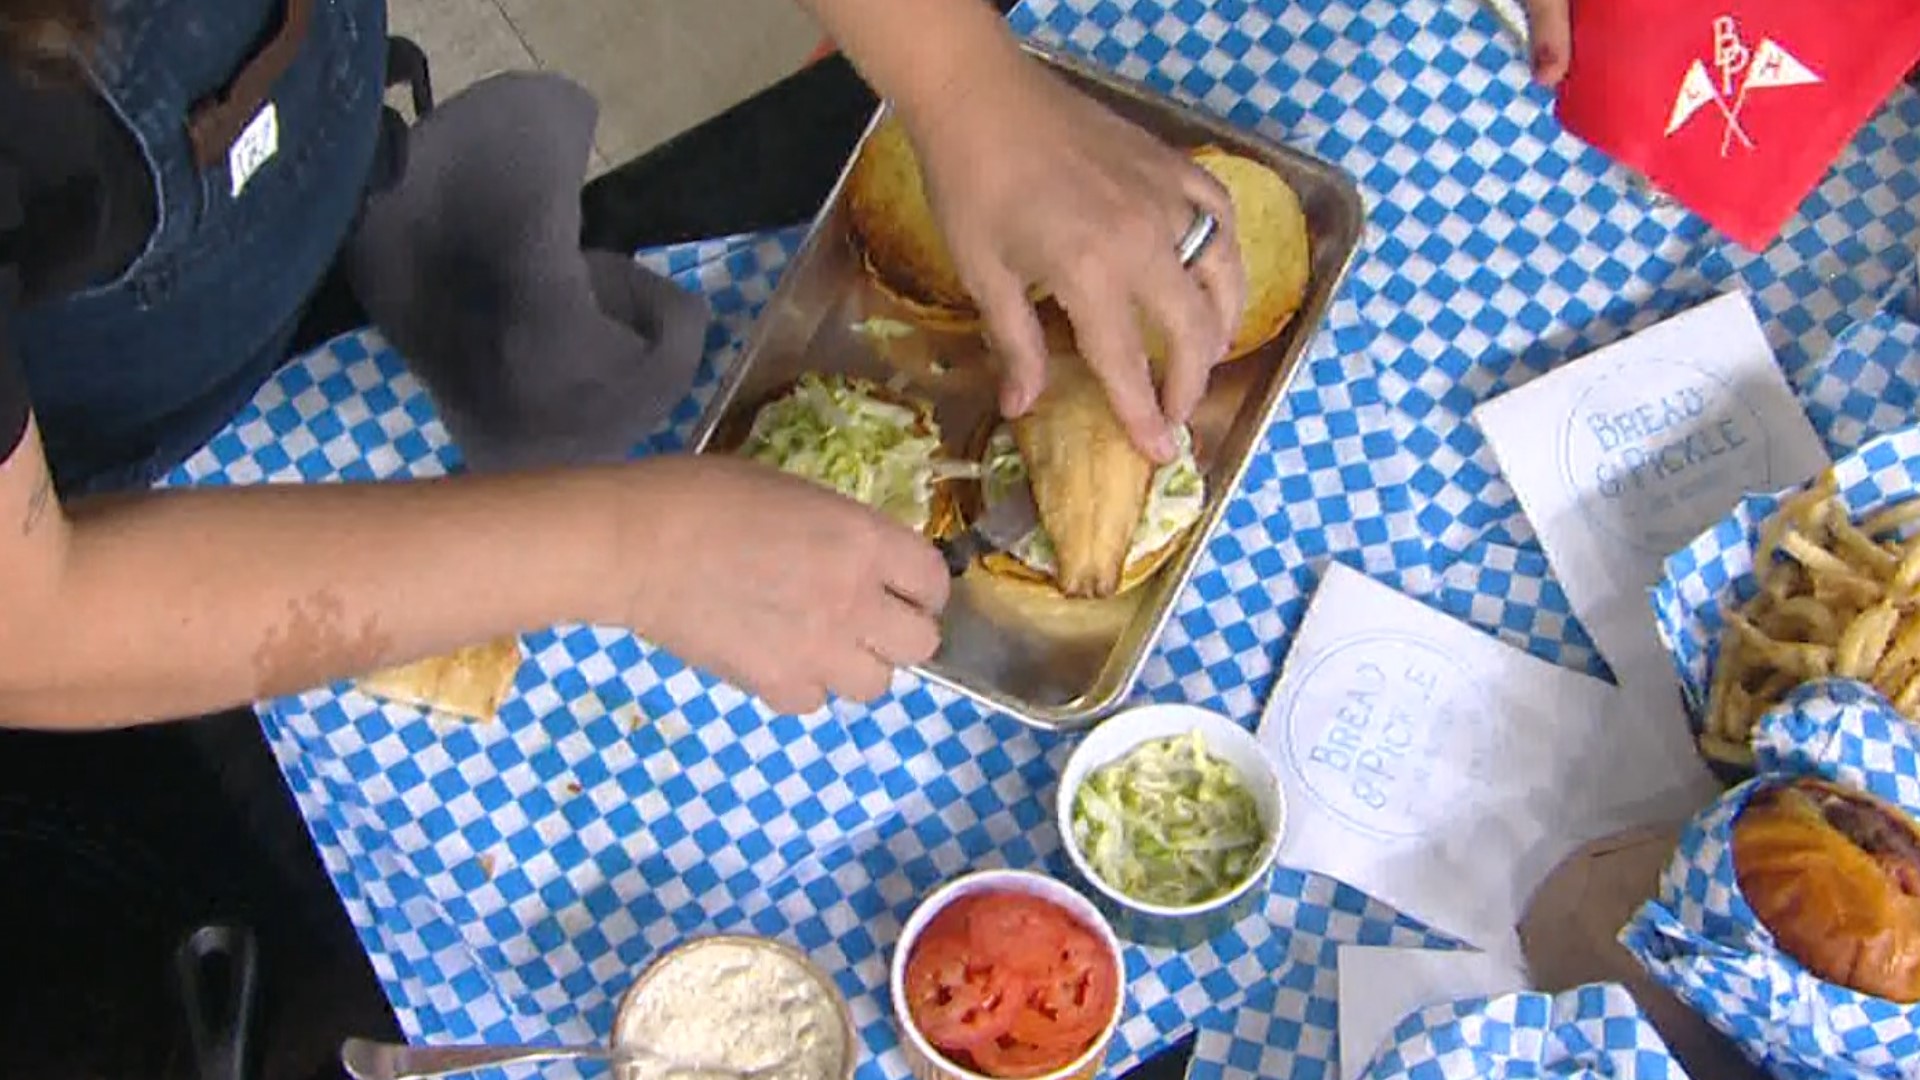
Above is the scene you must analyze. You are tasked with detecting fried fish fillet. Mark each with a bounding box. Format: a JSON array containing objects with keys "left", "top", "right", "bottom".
[{"left": 1011, "top": 352, "right": 1154, "bottom": 598}]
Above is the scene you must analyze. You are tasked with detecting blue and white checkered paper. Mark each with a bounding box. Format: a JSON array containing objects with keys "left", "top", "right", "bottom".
[
  {"left": 155, "top": 0, "right": 1920, "bottom": 1077},
  {"left": 1357, "top": 983, "right": 1687, "bottom": 1080},
  {"left": 1620, "top": 680, "right": 1920, "bottom": 1079}
]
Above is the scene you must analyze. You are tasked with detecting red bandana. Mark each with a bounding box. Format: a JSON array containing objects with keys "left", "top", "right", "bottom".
[{"left": 1555, "top": 2, "right": 1920, "bottom": 250}]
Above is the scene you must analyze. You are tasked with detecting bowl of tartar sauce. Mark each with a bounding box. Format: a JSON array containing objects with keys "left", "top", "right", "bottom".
[{"left": 613, "top": 934, "right": 856, "bottom": 1080}]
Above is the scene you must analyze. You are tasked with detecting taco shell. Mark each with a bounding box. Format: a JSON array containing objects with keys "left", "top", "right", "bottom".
[
  {"left": 358, "top": 637, "right": 523, "bottom": 722},
  {"left": 845, "top": 117, "right": 980, "bottom": 329},
  {"left": 1147, "top": 146, "right": 1312, "bottom": 365}
]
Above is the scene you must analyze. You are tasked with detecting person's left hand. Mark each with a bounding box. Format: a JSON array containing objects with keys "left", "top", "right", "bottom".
[{"left": 902, "top": 50, "right": 1246, "bottom": 464}]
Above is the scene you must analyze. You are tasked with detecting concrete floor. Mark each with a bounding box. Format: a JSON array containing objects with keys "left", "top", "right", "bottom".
[{"left": 388, "top": 0, "right": 826, "bottom": 175}]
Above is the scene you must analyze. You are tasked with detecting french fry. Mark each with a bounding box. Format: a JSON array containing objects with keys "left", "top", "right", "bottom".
[
  {"left": 1698, "top": 731, "right": 1757, "bottom": 768},
  {"left": 1838, "top": 601, "right": 1901, "bottom": 679},
  {"left": 1782, "top": 530, "right": 1860, "bottom": 578},
  {"left": 1895, "top": 539, "right": 1920, "bottom": 596},
  {"left": 1770, "top": 595, "right": 1840, "bottom": 644},
  {"left": 1756, "top": 478, "right": 1833, "bottom": 571},
  {"left": 1865, "top": 498, "right": 1920, "bottom": 539},
  {"left": 1705, "top": 479, "right": 1920, "bottom": 767},
  {"left": 1809, "top": 564, "right": 1883, "bottom": 609},
  {"left": 1874, "top": 613, "right": 1920, "bottom": 688},
  {"left": 1900, "top": 668, "right": 1920, "bottom": 715},
  {"left": 1727, "top": 612, "right": 1834, "bottom": 680},
  {"left": 1833, "top": 518, "right": 1901, "bottom": 578}
]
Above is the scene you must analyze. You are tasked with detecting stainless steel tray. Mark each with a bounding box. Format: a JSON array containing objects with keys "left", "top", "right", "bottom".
[{"left": 690, "top": 42, "right": 1366, "bottom": 731}]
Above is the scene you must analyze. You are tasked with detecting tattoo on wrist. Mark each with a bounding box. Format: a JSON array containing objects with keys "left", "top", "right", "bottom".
[{"left": 20, "top": 471, "right": 50, "bottom": 535}]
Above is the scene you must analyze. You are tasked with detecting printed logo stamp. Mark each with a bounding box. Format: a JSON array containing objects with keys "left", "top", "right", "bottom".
[
  {"left": 1666, "top": 15, "right": 1822, "bottom": 158},
  {"left": 1281, "top": 633, "right": 1496, "bottom": 839},
  {"left": 1559, "top": 356, "right": 1773, "bottom": 556}
]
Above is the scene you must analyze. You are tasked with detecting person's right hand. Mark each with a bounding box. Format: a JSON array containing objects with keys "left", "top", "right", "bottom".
[
  {"left": 621, "top": 454, "right": 949, "bottom": 714},
  {"left": 1525, "top": 0, "right": 1572, "bottom": 86}
]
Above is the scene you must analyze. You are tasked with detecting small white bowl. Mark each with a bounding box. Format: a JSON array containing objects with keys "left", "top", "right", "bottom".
[
  {"left": 889, "top": 869, "right": 1125, "bottom": 1080},
  {"left": 1057, "top": 703, "right": 1285, "bottom": 925}
]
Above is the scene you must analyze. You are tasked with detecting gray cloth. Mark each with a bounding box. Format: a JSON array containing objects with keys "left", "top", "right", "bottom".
[{"left": 345, "top": 71, "right": 709, "bottom": 473}]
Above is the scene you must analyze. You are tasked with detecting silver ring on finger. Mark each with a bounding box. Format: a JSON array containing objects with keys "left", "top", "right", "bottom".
[{"left": 1175, "top": 207, "right": 1219, "bottom": 268}]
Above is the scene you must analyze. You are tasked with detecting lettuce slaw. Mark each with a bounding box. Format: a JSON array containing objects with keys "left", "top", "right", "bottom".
[
  {"left": 1070, "top": 730, "right": 1265, "bottom": 907},
  {"left": 742, "top": 373, "right": 946, "bottom": 531}
]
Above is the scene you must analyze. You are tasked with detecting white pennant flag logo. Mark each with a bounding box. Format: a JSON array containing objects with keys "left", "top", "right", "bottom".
[
  {"left": 1664, "top": 16, "right": 1823, "bottom": 157},
  {"left": 1666, "top": 60, "right": 1721, "bottom": 135}
]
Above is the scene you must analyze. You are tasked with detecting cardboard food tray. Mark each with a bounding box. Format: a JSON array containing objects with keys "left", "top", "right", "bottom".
[{"left": 689, "top": 42, "right": 1365, "bottom": 730}]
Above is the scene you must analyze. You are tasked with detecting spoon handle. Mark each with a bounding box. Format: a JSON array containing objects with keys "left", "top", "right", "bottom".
[{"left": 341, "top": 1037, "right": 605, "bottom": 1080}]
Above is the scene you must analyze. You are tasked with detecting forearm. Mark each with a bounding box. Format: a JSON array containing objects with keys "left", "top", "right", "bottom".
[
  {"left": 1, "top": 469, "right": 633, "bottom": 729},
  {"left": 797, "top": 0, "right": 1025, "bottom": 132}
]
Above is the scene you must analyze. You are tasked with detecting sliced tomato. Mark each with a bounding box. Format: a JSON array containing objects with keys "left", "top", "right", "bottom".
[
  {"left": 904, "top": 929, "right": 1027, "bottom": 1052},
  {"left": 1008, "top": 924, "right": 1118, "bottom": 1051},
  {"left": 967, "top": 893, "right": 1079, "bottom": 977},
  {"left": 971, "top": 1033, "right": 1082, "bottom": 1079}
]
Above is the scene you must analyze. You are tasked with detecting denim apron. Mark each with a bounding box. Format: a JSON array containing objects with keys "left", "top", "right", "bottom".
[{"left": 9, "top": 0, "right": 390, "bottom": 495}]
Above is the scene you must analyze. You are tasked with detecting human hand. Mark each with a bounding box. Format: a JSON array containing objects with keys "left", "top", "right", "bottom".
[
  {"left": 621, "top": 455, "right": 949, "bottom": 714},
  {"left": 1525, "top": 0, "right": 1572, "bottom": 86},
  {"left": 904, "top": 50, "right": 1246, "bottom": 464}
]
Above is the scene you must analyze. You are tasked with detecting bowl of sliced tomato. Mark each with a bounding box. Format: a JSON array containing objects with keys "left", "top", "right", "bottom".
[{"left": 890, "top": 869, "right": 1125, "bottom": 1080}]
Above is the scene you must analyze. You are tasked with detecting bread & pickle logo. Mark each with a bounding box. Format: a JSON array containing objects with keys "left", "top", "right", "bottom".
[
  {"left": 1666, "top": 15, "right": 1822, "bottom": 158},
  {"left": 1559, "top": 358, "right": 1771, "bottom": 555},
  {"left": 1282, "top": 634, "right": 1495, "bottom": 839}
]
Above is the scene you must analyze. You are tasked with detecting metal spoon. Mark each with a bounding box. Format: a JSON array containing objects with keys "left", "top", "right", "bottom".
[{"left": 339, "top": 1036, "right": 763, "bottom": 1080}]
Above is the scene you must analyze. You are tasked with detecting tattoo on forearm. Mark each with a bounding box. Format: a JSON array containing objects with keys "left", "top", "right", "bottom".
[{"left": 20, "top": 471, "right": 51, "bottom": 535}]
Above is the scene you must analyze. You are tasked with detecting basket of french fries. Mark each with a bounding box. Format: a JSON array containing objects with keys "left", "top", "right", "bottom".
[{"left": 1651, "top": 426, "right": 1920, "bottom": 782}]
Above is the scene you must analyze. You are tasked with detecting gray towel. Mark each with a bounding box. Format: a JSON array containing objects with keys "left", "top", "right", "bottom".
[{"left": 345, "top": 71, "right": 709, "bottom": 473}]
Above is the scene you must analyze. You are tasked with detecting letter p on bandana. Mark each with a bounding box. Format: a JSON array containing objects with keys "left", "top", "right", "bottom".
[{"left": 1555, "top": 1, "right": 1920, "bottom": 251}]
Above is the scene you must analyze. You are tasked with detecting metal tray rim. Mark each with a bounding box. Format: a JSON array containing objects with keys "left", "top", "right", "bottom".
[{"left": 690, "top": 41, "right": 1368, "bottom": 731}]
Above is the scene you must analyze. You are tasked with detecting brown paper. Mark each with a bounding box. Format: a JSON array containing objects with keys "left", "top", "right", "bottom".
[{"left": 1519, "top": 824, "right": 1765, "bottom": 1079}]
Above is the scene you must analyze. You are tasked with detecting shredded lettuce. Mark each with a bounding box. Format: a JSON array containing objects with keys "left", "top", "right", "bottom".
[
  {"left": 849, "top": 317, "right": 917, "bottom": 341},
  {"left": 741, "top": 373, "right": 941, "bottom": 530},
  {"left": 1071, "top": 730, "right": 1265, "bottom": 907}
]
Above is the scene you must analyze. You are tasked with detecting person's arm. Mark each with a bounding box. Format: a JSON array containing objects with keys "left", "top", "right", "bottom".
[
  {"left": 1, "top": 413, "right": 632, "bottom": 725},
  {"left": 0, "top": 410, "right": 948, "bottom": 729},
  {"left": 794, "top": 0, "right": 1019, "bottom": 127},
  {"left": 797, "top": 0, "right": 1246, "bottom": 465}
]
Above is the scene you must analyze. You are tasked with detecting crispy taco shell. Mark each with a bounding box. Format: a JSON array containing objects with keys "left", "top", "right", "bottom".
[
  {"left": 1733, "top": 778, "right": 1920, "bottom": 1003},
  {"left": 1195, "top": 145, "right": 1312, "bottom": 360},
  {"left": 716, "top": 373, "right": 961, "bottom": 542},
  {"left": 1146, "top": 146, "right": 1313, "bottom": 365},
  {"left": 845, "top": 117, "right": 980, "bottom": 329},
  {"left": 357, "top": 637, "right": 523, "bottom": 722}
]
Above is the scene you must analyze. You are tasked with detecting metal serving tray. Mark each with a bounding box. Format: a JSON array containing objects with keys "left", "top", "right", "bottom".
[{"left": 690, "top": 42, "right": 1365, "bottom": 731}]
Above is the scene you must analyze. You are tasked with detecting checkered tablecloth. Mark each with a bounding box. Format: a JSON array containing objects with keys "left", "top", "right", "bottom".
[{"left": 161, "top": 1, "right": 1920, "bottom": 1077}]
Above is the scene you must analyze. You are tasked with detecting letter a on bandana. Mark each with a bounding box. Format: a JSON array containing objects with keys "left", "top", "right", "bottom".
[{"left": 1555, "top": 1, "right": 1920, "bottom": 251}]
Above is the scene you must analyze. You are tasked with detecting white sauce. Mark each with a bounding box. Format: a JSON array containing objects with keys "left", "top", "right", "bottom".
[{"left": 614, "top": 941, "right": 848, "bottom": 1080}]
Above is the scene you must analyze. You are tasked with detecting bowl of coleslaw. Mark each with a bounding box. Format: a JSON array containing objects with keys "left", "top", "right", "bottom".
[{"left": 1056, "top": 704, "right": 1284, "bottom": 946}]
